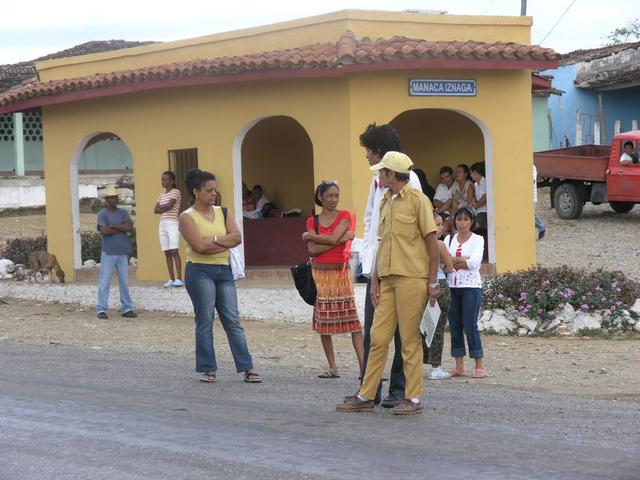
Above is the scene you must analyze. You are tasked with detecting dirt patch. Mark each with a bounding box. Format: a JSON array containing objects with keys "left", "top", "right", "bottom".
[
  {"left": 0, "top": 213, "right": 101, "bottom": 245},
  {"left": 536, "top": 188, "right": 640, "bottom": 278},
  {"left": 1, "top": 297, "right": 638, "bottom": 402}
]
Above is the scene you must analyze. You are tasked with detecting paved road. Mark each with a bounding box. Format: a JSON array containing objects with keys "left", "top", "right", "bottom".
[{"left": 0, "top": 344, "right": 638, "bottom": 480}]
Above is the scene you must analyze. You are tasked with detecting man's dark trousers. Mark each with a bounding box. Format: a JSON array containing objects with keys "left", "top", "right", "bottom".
[{"left": 361, "top": 277, "right": 405, "bottom": 403}]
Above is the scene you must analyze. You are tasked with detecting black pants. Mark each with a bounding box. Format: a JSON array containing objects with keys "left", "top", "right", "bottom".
[{"left": 361, "top": 278, "right": 406, "bottom": 402}]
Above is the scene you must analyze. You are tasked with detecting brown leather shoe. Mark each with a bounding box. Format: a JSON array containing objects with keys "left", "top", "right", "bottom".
[
  {"left": 392, "top": 399, "right": 424, "bottom": 415},
  {"left": 336, "top": 396, "right": 374, "bottom": 412}
]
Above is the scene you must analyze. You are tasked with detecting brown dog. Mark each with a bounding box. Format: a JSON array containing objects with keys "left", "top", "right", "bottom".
[{"left": 29, "top": 251, "right": 66, "bottom": 283}]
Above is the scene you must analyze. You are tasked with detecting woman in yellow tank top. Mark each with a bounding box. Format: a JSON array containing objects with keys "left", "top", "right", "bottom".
[{"left": 179, "top": 169, "right": 261, "bottom": 384}]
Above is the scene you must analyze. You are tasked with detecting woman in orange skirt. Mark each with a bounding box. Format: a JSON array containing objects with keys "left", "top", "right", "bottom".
[{"left": 302, "top": 181, "right": 364, "bottom": 379}]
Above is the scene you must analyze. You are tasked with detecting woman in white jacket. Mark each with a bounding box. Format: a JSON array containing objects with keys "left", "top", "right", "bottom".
[{"left": 446, "top": 207, "right": 487, "bottom": 379}]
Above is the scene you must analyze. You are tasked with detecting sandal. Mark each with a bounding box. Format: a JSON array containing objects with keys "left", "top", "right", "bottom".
[
  {"left": 318, "top": 371, "right": 340, "bottom": 379},
  {"left": 199, "top": 371, "right": 217, "bottom": 383},
  {"left": 473, "top": 368, "right": 488, "bottom": 379},
  {"left": 450, "top": 368, "right": 466, "bottom": 377},
  {"left": 244, "top": 371, "right": 262, "bottom": 383}
]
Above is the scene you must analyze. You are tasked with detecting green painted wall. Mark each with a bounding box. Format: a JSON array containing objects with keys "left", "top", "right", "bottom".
[{"left": 532, "top": 96, "right": 551, "bottom": 152}]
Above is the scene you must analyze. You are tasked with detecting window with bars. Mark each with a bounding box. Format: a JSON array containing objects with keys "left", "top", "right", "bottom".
[{"left": 168, "top": 148, "right": 198, "bottom": 212}]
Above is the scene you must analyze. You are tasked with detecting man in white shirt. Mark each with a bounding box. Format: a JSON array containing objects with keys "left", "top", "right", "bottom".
[
  {"left": 359, "top": 123, "right": 423, "bottom": 408},
  {"left": 433, "top": 166, "right": 455, "bottom": 218}
]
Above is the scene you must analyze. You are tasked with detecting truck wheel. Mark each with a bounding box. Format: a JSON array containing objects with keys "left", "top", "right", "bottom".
[
  {"left": 610, "top": 202, "right": 634, "bottom": 214},
  {"left": 553, "top": 183, "right": 584, "bottom": 219}
]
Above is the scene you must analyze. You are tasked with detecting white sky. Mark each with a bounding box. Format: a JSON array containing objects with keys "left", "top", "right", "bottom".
[{"left": 0, "top": 0, "right": 635, "bottom": 64}]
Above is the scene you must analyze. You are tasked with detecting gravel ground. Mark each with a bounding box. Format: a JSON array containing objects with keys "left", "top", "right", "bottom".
[
  {"left": 535, "top": 188, "right": 640, "bottom": 277},
  {"left": 0, "top": 281, "right": 361, "bottom": 323},
  {"left": 0, "top": 298, "right": 638, "bottom": 401}
]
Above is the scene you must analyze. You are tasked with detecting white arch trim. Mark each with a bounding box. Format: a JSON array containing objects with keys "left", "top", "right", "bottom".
[
  {"left": 453, "top": 109, "right": 496, "bottom": 265},
  {"left": 70, "top": 132, "right": 106, "bottom": 268},
  {"left": 231, "top": 115, "right": 273, "bottom": 265}
]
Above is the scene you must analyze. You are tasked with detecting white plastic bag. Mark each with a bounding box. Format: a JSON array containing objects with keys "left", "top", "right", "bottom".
[
  {"left": 229, "top": 247, "right": 245, "bottom": 281},
  {"left": 420, "top": 300, "right": 441, "bottom": 348}
]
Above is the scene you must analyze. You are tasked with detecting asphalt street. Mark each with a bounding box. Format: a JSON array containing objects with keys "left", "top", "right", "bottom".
[{"left": 0, "top": 344, "right": 638, "bottom": 480}]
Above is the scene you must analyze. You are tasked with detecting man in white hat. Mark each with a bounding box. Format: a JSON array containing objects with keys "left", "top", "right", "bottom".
[
  {"left": 357, "top": 123, "right": 423, "bottom": 408},
  {"left": 96, "top": 184, "right": 137, "bottom": 319},
  {"left": 337, "top": 152, "right": 439, "bottom": 415}
]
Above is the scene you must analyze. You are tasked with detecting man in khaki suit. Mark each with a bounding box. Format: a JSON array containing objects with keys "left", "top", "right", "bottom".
[{"left": 337, "top": 152, "right": 440, "bottom": 415}]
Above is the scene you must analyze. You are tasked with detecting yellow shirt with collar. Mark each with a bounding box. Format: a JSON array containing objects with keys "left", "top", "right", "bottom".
[{"left": 376, "top": 182, "right": 436, "bottom": 278}]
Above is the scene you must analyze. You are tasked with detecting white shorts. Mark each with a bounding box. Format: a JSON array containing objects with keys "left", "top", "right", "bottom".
[{"left": 159, "top": 220, "right": 179, "bottom": 251}]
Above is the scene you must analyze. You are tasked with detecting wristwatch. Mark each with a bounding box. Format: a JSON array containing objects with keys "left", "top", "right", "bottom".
[{"left": 429, "top": 282, "right": 440, "bottom": 289}]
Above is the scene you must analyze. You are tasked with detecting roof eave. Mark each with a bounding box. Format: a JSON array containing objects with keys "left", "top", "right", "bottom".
[{"left": 0, "top": 58, "right": 559, "bottom": 115}]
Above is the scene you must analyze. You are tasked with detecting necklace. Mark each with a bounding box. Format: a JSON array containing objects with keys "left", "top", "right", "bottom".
[{"left": 194, "top": 205, "right": 215, "bottom": 222}]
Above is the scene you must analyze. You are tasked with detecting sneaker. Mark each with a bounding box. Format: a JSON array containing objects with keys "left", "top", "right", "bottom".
[
  {"left": 121, "top": 310, "right": 138, "bottom": 318},
  {"left": 163, "top": 280, "right": 174, "bottom": 288},
  {"left": 428, "top": 367, "right": 452, "bottom": 380},
  {"left": 336, "top": 396, "right": 374, "bottom": 413},
  {"left": 538, "top": 229, "right": 546, "bottom": 240},
  {"left": 96, "top": 312, "right": 108, "bottom": 319},
  {"left": 392, "top": 399, "right": 424, "bottom": 415},
  {"left": 173, "top": 279, "right": 184, "bottom": 287}
]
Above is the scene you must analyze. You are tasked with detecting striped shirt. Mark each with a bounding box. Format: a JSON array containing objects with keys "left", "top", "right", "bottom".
[{"left": 157, "top": 188, "right": 181, "bottom": 220}]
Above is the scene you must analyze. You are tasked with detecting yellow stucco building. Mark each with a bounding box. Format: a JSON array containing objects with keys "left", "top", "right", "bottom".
[{"left": 0, "top": 10, "right": 558, "bottom": 281}]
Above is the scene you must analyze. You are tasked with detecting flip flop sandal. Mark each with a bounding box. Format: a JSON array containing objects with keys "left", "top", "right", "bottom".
[
  {"left": 450, "top": 368, "right": 466, "bottom": 377},
  {"left": 318, "top": 371, "right": 340, "bottom": 379},
  {"left": 199, "top": 372, "right": 217, "bottom": 383},
  {"left": 473, "top": 368, "right": 488, "bottom": 379},
  {"left": 244, "top": 372, "right": 263, "bottom": 383}
]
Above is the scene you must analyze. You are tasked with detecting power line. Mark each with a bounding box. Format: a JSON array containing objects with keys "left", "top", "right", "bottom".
[{"left": 538, "top": 0, "right": 579, "bottom": 44}]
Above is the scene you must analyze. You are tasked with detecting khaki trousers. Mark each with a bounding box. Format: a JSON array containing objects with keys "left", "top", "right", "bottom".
[{"left": 359, "top": 275, "right": 428, "bottom": 400}]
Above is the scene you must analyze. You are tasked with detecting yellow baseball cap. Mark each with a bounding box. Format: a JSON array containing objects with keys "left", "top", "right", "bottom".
[{"left": 369, "top": 151, "right": 414, "bottom": 174}]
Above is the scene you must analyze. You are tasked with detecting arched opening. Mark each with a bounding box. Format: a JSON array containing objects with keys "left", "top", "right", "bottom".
[
  {"left": 390, "top": 109, "right": 495, "bottom": 264},
  {"left": 70, "top": 132, "right": 135, "bottom": 269},
  {"left": 232, "top": 115, "right": 314, "bottom": 266}
]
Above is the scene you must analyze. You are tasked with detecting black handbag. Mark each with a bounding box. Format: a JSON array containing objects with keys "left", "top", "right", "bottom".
[{"left": 291, "top": 215, "right": 318, "bottom": 306}]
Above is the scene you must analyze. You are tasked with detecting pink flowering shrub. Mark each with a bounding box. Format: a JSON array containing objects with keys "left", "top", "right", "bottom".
[{"left": 483, "top": 266, "right": 639, "bottom": 321}]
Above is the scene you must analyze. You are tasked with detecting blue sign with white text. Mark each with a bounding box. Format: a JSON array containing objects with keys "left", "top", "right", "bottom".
[{"left": 409, "top": 79, "right": 477, "bottom": 97}]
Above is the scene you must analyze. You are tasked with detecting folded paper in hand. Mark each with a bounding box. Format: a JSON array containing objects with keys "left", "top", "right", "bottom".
[{"left": 420, "top": 301, "right": 441, "bottom": 348}]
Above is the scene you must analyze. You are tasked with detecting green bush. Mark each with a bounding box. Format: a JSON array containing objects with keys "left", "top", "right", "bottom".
[
  {"left": 1, "top": 231, "right": 137, "bottom": 265},
  {"left": 0, "top": 235, "right": 47, "bottom": 265},
  {"left": 80, "top": 232, "right": 102, "bottom": 263},
  {"left": 483, "top": 266, "right": 640, "bottom": 321}
]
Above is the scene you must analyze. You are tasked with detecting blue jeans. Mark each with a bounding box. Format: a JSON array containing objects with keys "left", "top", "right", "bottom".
[
  {"left": 448, "top": 287, "right": 484, "bottom": 359},
  {"left": 184, "top": 262, "right": 254, "bottom": 373},
  {"left": 96, "top": 252, "right": 134, "bottom": 314},
  {"left": 535, "top": 214, "right": 545, "bottom": 235},
  {"left": 362, "top": 278, "right": 405, "bottom": 401}
]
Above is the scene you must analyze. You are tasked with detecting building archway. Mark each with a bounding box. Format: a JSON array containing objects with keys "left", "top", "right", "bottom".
[
  {"left": 390, "top": 109, "right": 495, "bottom": 264},
  {"left": 232, "top": 115, "right": 314, "bottom": 266},
  {"left": 70, "top": 132, "right": 135, "bottom": 268}
]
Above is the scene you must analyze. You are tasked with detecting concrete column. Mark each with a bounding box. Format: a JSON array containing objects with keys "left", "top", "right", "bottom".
[
  {"left": 13, "top": 112, "right": 24, "bottom": 176},
  {"left": 598, "top": 93, "right": 606, "bottom": 145},
  {"left": 632, "top": 120, "right": 638, "bottom": 131},
  {"left": 575, "top": 110, "right": 583, "bottom": 146},
  {"left": 614, "top": 120, "right": 621, "bottom": 135}
]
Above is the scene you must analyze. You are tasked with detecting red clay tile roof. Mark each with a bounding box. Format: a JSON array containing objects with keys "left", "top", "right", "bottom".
[
  {"left": 0, "top": 31, "right": 559, "bottom": 113},
  {"left": 0, "top": 40, "right": 157, "bottom": 93}
]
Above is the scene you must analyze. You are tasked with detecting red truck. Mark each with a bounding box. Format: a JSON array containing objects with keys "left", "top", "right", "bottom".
[{"left": 534, "top": 131, "right": 640, "bottom": 219}]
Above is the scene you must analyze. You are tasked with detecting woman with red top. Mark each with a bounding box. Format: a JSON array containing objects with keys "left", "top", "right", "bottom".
[{"left": 302, "top": 181, "right": 364, "bottom": 379}]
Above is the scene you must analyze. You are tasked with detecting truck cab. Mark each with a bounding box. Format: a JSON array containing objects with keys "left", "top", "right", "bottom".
[{"left": 606, "top": 132, "right": 640, "bottom": 204}]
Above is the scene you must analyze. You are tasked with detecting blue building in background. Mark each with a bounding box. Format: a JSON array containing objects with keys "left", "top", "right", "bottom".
[{"left": 541, "top": 41, "right": 640, "bottom": 149}]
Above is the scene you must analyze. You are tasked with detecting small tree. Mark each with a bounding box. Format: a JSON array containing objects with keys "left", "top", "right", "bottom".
[{"left": 606, "top": 19, "right": 640, "bottom": 45}]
